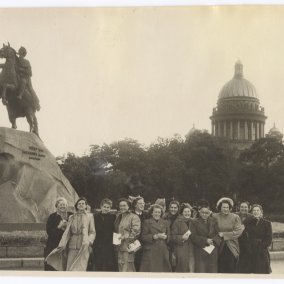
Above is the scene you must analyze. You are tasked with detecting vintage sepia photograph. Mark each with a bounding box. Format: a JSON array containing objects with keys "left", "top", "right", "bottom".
[{"left": 0, "top": 2, "right": 283, "bottom": 280}]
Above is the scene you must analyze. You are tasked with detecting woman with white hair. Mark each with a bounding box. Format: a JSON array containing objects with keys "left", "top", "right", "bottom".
[
  {"left": 245, "top": 204, "right": 272, "bottom": 274},
  {"left": 213, "top": 197, "right": 244, "bottom": 273},
  {"left": 44, "top": 197, "right": 73, "bottom": 271}
]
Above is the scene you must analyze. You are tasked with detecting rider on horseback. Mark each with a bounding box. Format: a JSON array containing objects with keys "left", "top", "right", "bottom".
[{"left": 17, "top": 47, "right": 40, "bottom": 111}]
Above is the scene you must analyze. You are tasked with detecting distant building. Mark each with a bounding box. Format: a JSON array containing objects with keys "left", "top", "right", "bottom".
[
  {"left": 210, "top": 60, "right": 267, "bottom": 151},
  {"left": 266, "top": 123, "right": 283, "bottom": 142}
]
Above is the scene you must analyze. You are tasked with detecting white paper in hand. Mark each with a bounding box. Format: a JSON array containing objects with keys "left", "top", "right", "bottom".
[
  {"left": 113, "top": 233, "right": 122, "bottom": 245},
  {"left": 184, "top": 230, "right": 191, "bottom": 237},
  {"left": 203, "top": 244, "right": 215, "bottom": 254}
]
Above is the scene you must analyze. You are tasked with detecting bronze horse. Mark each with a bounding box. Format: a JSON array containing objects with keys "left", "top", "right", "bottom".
[{"left": 0, "top": 43, "right": 39, "bottom": 135}]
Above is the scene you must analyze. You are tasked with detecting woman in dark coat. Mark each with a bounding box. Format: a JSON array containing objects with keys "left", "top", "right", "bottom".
[
  {"left": 163, "top": 200, "right": 180, "bottom": 270},
  {"left": 245, "top": 204, "right": 272, "bottom": 274},
  {"left": 236, "top": 201, "right": 254, "bottom": 273},
  {"left": 190, "top": 201, "right": 220, "bottom": 273},
  {"left": 140, "top": 204, "right": 172, "bottom": 272},
  {"left": 92, "top": 198, "right": 116, "bottom": 271},
  {"left": 171, "top": 203, "right": 195, "bottom": 272},
  {"left": 44, "top": 197, "right": 73, "bottom": 271}
]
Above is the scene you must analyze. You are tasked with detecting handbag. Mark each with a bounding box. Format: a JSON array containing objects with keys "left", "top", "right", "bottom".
[{"left": 127, "top": 240, "right": 142, "bottom": 253}]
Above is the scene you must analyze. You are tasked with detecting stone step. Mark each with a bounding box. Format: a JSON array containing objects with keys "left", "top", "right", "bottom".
[
  {"left": 0, "top": 251, "right": 283, "bottom": 270},
  {"left": 0, "top": 257, "right": 44, "bottom": 269}
]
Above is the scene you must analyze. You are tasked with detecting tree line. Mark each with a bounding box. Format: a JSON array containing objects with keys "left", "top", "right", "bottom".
[{"left": 56, "top": 131, "right": 284, "bottom": 214}]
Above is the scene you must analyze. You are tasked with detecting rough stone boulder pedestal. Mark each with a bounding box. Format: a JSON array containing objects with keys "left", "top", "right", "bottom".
[{"left": 0, "top": 127, "right": 78, "bottom": 223}]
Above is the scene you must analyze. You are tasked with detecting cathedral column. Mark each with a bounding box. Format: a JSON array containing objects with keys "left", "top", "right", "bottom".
[
  {"left": 262, "top": 123, "right": 265, "bottom": 138},
  {"left": 237, "top": 120, "right": 240, "bottom": 140},
  {"left": 223, "top": 121, "right": 227, "bottom": 137},
  {"left": 230, "top": 121, "right": 233, "bottom": 139},
  {"left": 211, "top": 123, "right": 214, "bottom": 136},
  {"left": 256, "top": 122, "right": 260, "bottom": 140},
  {"left": 218, "top": 122, "right": 222, "bottom": 137},
  {"left": 244, "top": 120, "right": 248, "bottom": 140},
  {"left": 251, "top": 121, "right": 254, "bottom": 140}
]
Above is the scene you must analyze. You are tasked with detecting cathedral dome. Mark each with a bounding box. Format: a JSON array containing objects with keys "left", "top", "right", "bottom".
[{"left": 218, "top": 60, "right": 259, "bottom": 100}]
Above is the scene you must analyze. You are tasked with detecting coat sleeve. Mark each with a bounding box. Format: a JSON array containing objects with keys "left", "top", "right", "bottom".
[
  {"left": 190, "top": 221, "right": 207, "bottom": 248},
  {"left": 141, "top": 221, "right": 154, "bottom": 244},
  {"left": 261, "top": 221, "right": 272, "bottom": 248},
  {"left": 223, "top": 215, "right": 245, "bottom": 241},
  {"left": 88, "top": 214, "right": 96, "bottom": 244},
  {"left": 57, "top": 215, "right": 72, "bottom": 248},
  {"left": 46, "top": 214, "right": 60, "bottom": 236},
  {"left": 212, "top": 220, "right": 222, "bottom": 247},
  {"left": 171, "top": 221, "right": 184, "bottom": 245},
  {"left": 129, "top": 214, "right": 141, "bottom": 239}
]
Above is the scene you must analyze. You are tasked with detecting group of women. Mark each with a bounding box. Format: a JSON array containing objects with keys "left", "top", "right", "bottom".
[{"left": 44, "top": 196, "right": 272, "bottom": 274}]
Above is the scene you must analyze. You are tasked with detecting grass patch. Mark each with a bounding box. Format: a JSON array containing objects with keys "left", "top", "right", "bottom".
[{"left": 0, "top": 231, "right": 47, "bottom": 246}]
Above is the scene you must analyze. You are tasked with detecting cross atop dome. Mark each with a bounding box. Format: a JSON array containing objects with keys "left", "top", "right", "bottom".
[{"left": 234, "top": 60, "right": 243, "bottom": 78}]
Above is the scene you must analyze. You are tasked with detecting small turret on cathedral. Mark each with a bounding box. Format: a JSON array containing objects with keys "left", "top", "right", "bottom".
[
  {"left": 210, "top": 60, "right": 267, "bottom": 151},
  {"left": 266, "top": 123, "right": 283, "bottom": 143}
]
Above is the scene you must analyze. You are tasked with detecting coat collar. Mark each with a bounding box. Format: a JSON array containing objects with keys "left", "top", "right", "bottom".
[{"left": 148, "top": 217, "right": 166, "bottom": 231}]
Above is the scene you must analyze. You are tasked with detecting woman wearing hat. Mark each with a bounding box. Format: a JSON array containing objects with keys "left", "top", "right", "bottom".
[
  {"left": 213, "top": 197, "right": 244, "bottom": 273},
  {"left": 245, "top": 204, "right": 272, "bottom": 274}
]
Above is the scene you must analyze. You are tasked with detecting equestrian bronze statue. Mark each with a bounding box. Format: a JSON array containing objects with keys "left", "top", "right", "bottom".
[{"left": 0, "top": 43, "right": 40, "bottom": 136}]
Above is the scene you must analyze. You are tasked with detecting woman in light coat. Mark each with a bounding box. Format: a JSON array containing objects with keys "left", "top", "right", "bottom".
[
  {"left": 213, "top": 197, "right": 244, "bottom": 273},
  {"left": 114, "top": 198, "right": 141, "bottom": 272},
  {"left": 46, "top": 197, "right": 96, "bottom": 271}
]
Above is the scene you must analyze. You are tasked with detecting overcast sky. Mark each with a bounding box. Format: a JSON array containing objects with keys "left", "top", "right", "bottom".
[{"left": 0, "top": 6, "right": 284, "bottom": 156}]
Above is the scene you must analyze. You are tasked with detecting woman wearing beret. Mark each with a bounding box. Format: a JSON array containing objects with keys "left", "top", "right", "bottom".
[{"left": 213, "top": 197, "right": 244, "bottom": 273}]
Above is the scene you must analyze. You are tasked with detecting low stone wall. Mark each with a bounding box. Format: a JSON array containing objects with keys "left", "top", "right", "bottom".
[
  {"left": 0, "top": 258, "right": 44, "bottom": 270},
  {"left": 0, "top": 245, "right": 44, "bottom": 258}
]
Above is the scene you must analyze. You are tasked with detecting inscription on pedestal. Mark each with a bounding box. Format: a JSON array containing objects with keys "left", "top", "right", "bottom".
[{"left": 22, "top": 146, "right": 46, "bottom": 161}]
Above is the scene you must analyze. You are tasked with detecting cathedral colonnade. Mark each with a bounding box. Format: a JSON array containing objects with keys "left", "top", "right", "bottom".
[{"left": 211, "top": 120, "right": 265, "bottom": 141}]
